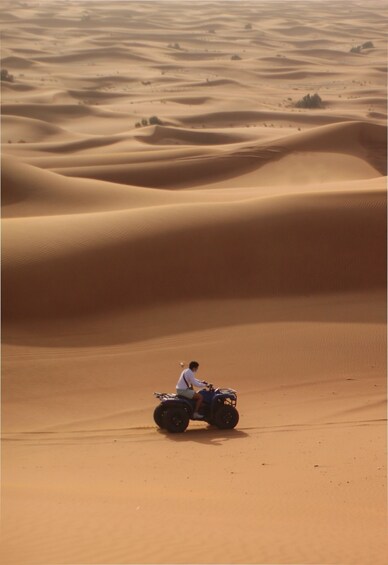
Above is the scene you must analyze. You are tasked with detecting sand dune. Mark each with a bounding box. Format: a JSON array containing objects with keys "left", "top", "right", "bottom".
[
  {"left": 2, "top": 157, "right": 172, "bottom": 217},
  {"left": 1, "top": 115, "right": 78, "bottom": 144},
  {"left": 166, "top": 95, "right": 213, "bottom": 105},
  {"left": 35, "top": 48, "right": 154, "bottom": 64},
  {"left": 1, "top": 104, "right": 94, "bottom": 130},
  {"left": 34, "top": 121, "right": 384, "bottom": 188},
  {"left": 1, "top": 55, "right": 37, "bottom": 68},
  {"left": 3, "top": 186, "right": 385, "bottom": 323},
  {"left": 135, "top": 124, "right": 250, "bottom": 145},
  {"left": 1, "top": 1, "right": 387, "bottom": 564},
  {"left": 2, "top": 103, "right": 120, "bottom": 122},
  {"left": 176, "top": 110, "right": 360, "bottom": 127}
]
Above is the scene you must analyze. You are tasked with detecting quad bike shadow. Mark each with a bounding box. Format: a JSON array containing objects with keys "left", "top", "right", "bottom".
[{"left": 157, "top": 425, "right": 249, "bottom": 445}]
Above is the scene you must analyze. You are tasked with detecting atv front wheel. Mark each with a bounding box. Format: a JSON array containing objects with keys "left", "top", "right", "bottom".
[
  {"left": 162, "top": 406, "right": 189, "bottom": 433},
  {"left": 214, "top": 406, "right": 239, "bottom": 429},
  {"left": 153, "top": 404, "right": 168, "bottom": 429}
]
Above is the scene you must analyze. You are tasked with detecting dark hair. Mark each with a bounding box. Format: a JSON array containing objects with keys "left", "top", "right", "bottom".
[{"left": 189, "top": 361, "right": 199, "bottom": 370}]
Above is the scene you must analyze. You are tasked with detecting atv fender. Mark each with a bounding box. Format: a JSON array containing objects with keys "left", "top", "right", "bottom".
[{"left": 162, "top": 398, "right": 193, "bottom": 416}]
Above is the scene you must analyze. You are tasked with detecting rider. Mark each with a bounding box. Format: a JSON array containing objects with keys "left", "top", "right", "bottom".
[{"left": 176, "top": 361, "right": 208, "bottom": 420}]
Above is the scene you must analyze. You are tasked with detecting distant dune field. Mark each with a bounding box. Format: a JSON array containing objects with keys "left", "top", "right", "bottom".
[{"left": 1, "top": 1, "right": 387, "bottom": 564}]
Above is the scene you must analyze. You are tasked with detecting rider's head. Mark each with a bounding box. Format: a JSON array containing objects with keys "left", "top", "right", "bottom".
[{"left": 189, "top": 361, "right": 199, "bottom": 372}]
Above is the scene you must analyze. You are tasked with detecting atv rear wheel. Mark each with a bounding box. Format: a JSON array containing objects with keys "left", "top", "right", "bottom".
[
  {"left": 153, "top": 404, "right": 168, "bottom": 429},
  {"left": 214, "top": 406, "right": 239, "bottom": 429},
  {"left": 162, "top": 406, "right": 189, "bottom": 433}
]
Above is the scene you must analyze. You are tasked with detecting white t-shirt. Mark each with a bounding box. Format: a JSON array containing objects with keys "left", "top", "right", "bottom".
[{"left": 176, "top": 368, "right": 206, "bottom": 390}]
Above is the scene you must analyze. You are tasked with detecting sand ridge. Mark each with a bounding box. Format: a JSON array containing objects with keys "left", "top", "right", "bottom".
[{"left": 1, "top": 1, "right": 387, "bottom": 564}]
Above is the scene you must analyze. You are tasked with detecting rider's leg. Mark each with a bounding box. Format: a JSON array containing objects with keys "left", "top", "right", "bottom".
[{"left": 193, "top": 392, "right": 203, "bottom": 414}]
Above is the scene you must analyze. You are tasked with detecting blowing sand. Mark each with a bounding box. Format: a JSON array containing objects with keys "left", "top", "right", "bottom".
[{"left": 1, "top": 1, "right": 387, "bottom": 564}]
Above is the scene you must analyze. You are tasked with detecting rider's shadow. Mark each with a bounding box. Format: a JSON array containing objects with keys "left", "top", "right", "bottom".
[{"left": 158, "top": 426, "right": 249, "bottom": 446}]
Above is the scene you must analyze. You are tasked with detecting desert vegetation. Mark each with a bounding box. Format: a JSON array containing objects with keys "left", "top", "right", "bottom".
[
  {"left": 1, "top": 68, "right": 14, "bottom": 82},
  {"left": 149, "top": 115, "right": 163, "bottom": 125},
  {"left": 295, "top": 93, "right": 323, "bottom": 109},
  {"left": 350, "top": 41, "right": 374, "bottom": 53},
  {"left": 135, "top": 116, "right": 163, "bottom": 128}
]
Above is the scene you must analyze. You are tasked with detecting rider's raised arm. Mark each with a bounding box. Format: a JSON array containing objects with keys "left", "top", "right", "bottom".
[{"left": 189, "top": 373, "right": 207, "bottom": 388}]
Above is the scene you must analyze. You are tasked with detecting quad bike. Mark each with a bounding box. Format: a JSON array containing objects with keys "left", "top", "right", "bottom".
[{"left": 153, "top": 384, "right": 239, "bottom": 433}]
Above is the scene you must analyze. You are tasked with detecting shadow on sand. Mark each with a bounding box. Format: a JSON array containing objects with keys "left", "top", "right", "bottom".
[{"left": 157, "top": 426, "right": 249, "bottom": 446}]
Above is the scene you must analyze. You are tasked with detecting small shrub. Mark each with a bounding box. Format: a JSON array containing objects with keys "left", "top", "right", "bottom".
[
  {"left": 149, "top": 115, "right": 163, "bottom": 125},
  {"left": 350, "top": 42, "right": 374, "bottom": 53},
  {"left": 295, "top": 93, "right": 323, "bottom": 109},
  {"left": 1, "top": 68, "right": 14, "bottom": 82},
  {"left": 231, "top": 54, "right": 242, "bottom": 60},
  {"left": 245, "top": 23, "right": 252, "bottom": 30},
  {"left": 136, "top": 117, "right": 163, "bottom": 128}
]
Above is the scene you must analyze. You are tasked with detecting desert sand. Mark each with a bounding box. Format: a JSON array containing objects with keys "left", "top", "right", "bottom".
[{"left": 1, "top": 1, "right": 387, "bottom": 564}]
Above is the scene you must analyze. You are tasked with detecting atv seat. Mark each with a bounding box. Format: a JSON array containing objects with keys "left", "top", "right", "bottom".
[{"left": 176, "top": 393, "right": 195, "bottom": 403}]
